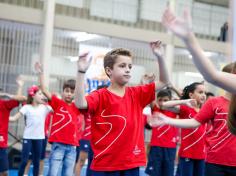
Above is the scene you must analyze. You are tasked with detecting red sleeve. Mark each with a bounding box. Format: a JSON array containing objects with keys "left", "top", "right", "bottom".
[
  {"left": 194, "top": 98, "right": 215, "bottom": 124},
  {"left": 49, "top": 95, "right": 60, "bottom": 110},
  {"left": 85, "top": 90, "right": 100, "bottom": 115},
  {"left": 137, "top": 83, "right": 155, "bottom": 108},
  {"left": 4, "top": 100, "right": 19, "bottom": 110},
  {"left": 179, "top": 105, "right": 189, "bottom": 119}
]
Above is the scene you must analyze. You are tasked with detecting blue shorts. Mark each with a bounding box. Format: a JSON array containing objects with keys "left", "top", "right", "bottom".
[
  {"left": 29, "top": 137, "right": 47, "bottom": 160},
  {"left": 92, "top": 167, "right": 139, "bottom": 176},
  {"left": 79, "top": 139, "right": 90, "bottom": 153},
  {"left": 145, "top": 146, "right": 176, "bottom": 176},
  {"left": 76, "top": 140, "right": 90, "bottom": 162},
  {"left": 0, "top": 148, "right": 8, "bottom": 172},
  {"left": 205, "top": 162, "right": 236, "bottom": 176},
  {"left": 177, "top": 157, "right": 205, "bottom": 176},
  {"left": 76, "top": 146, "right": 80, "bottom": 162}
]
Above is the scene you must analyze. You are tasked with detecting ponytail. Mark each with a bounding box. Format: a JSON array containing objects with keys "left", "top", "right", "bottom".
[
  {"left": 181, "top": 82, "right": 203, "bottom": 100},
  {"left": 228, "top": 62, "right": 236, "bottom": 135}
]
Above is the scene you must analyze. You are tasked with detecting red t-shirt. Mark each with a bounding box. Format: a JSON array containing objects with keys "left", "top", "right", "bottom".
[
  {"left": 178, "top": 105, "right": 206, "bottom": 159},
  {"left": 0, "top": 99, "right": 19, "bottom": 148},
  {"left": 195, "top": 96, "right": 236, "bottom": 166},
  {"left": 48, "top": 95, "right": 81, "bottom": 146},
  {"left": 86, "top": 83, "right": 155, "bottom": 171},
  {"left": 150, "top": 105, "right": 178, "bottom": 148},
  {"left": 77, "top": 113, "right": 84, "bottom": 141},
  {"left": 81, "top": 113, "right": 92, "bottom": 141},
  {"left": 44, "top": 112, "right": 53, "bottom": 137}
]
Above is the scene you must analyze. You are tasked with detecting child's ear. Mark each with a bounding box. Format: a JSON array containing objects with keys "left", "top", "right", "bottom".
[
  {"left": 105, "top": 67, "right": 112, "bottom": 77},
  {"left": 189, "top": 92, "right": 193, "bottom": 99}
]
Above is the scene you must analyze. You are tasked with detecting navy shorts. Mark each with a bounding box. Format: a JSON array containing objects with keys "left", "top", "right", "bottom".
[
  {"left": 92, "top": 167, "right": 139, "bottom": 176},
  {"left": 177, "top": 157, "right": 205, "bottom": 176},
  {"left": 145, "top": 146, "right": 176, "bottom": 176},
  {"left": 76, "top": 140, "right": 90, "bottom": 162},
  {"left": 79, "top": 139, "right": 90, "bottom": 153},
  {"left": 76, "top": 146, "right": 80, "bottom": 162},
  {"left": 0, "top": 148, "right": 9, "bottom": 172},
  {"left": 29, "top": 138, "right": 47, "bottom": 160},
  {"left": 205, "top": 162, "right": 236, "bottom": 176}
]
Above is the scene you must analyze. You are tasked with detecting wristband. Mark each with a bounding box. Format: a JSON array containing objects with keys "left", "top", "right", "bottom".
[{"left": 78, "top": 70, "right": 86, "bottom": 74}]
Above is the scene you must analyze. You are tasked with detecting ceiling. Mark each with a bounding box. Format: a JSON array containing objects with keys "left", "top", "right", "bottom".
[{"left": 195, "top": 0, "right": 229, "bottom": 7}]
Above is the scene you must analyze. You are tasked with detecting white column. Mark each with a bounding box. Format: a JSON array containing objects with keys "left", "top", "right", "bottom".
[
  {"left": 40, "top": 0, "right": 56, "bottom": 87},
  {"left": 165, "top": 0, "right": 175, "bottom": 80},
  {"left": 231, "top": 0, "right": 236, "bottom": 61}
]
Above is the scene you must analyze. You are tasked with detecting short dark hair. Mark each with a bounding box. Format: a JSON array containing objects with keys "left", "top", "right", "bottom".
[
  {"left": 104, "top": 48, "right": 132, "bottom": 77},
  {"left": 157, "top": 89, "right": 172, "bottom": 99},
  {"left": 63, "top": 79, "right": 75, "bottom": 91},
  {"left": 206, "top": 92, "right": 214, "bottom": 97}
]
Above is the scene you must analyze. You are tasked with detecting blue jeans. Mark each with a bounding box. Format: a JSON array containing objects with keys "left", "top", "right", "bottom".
[
  {"left": 18, "top": 139, "right": 43, "bottom": 176},
  {"left": 47, "top": 142, "right": 76, "bottom": 176},
  {"left": 178, "top": 157, "right": 205, "bottom": 176}
]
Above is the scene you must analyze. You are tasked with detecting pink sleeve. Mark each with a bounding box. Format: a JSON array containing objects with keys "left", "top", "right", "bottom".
[{"left": 194, "top": 98, "right": 215, "bottom": 124}]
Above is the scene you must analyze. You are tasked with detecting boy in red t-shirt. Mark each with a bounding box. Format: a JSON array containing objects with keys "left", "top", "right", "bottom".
[
  {"left": 145, "top": 89, "right": 178, "bottom": 176},
  {"left": 74, "top": 41, "right": 170, "bottom": 175},
  {"left": 35, "top": 64, "right": 83, "bottom": 176},
  {"left": 0, "top": 78, "right": 26, "bottom": 176}
]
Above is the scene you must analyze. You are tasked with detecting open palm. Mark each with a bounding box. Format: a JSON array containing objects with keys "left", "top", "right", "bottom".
[
  {"left": 150, "top": 40, "right": 164, "bottom": 58},
  {"left": 77, "top": 52, "right": 92, "bottom": 72},
  {"left": 162, "top": 8, "right": 192, "bottom": 40}
]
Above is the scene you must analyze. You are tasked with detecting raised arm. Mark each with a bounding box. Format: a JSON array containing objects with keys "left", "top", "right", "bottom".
[
  {"left": 35, "top": 62, "right": 52, "bottom": 100},
  {"left": 15, "top": 75, "right": 27, "bottom": 102},
  {"left": 10, "top": 112, "right": 23, "bottom": 122},
  {"left": 168, "top": 84, "right": 183, "bottom": 98},
  {"left": 0, "top": 77, "right": 26, "bottom": 102},
  {"left": 150, "top": 112, "right": 200, "bottom": 128},
  {"left": 161, "top": 99, "right": 197, "bottom": 113},
  {"left": 150, "top": 41, "right": 170, "bottom": 91},
  {"left": 75, "top": 52, "right": 92, "bottom": 109},
  {"left": 162, "top": 8, "right": 236, "bottom": 94}
]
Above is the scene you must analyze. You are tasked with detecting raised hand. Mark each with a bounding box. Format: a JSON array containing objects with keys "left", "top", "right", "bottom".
[
  {"left": 16, "top": 75, "right": 24, "bottom": 87},
  {"left": 77, "top": 52, "right": 92, "bottom": 73},
  {"left": 150, "top": 40, "right": 164, "bottom": 58},
  {"left": 147, "top": 112, "right": 170, "bottom": 127},
  {"left": 34, "top": 62, "right": 43, "bottom": 74},
  {"left": 140, "top": 73, "right": 156, "bottom": 85},
  {"left": 185, "top": 99, "right": 197, "bottom": 108},
  {"left": 162, "top": 8, "right": 192, "bottom": 40}
]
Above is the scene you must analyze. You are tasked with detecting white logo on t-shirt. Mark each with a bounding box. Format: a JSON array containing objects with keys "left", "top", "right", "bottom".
[{"left": 133, "top": 145, "right": 141, "bottom": 155}]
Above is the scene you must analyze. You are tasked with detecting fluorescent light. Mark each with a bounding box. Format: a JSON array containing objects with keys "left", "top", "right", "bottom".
[
  {"left": 74, "top": 32, "right": 100, "bottom": 42},
  {"left": 64, "top": 56, "right": 78, "bottom": 62},
  {"left": 185, "top": 72, "right": 203, "bottom": 78}
]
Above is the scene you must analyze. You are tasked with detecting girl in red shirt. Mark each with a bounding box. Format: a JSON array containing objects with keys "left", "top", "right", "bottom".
[{"left": 160, "top": 82, "right": 206, "bottom": 176}]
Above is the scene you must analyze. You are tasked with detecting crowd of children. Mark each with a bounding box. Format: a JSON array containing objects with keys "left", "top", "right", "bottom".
[{"left": 1, "top": 7, "right": 236, "bottom": 176}]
